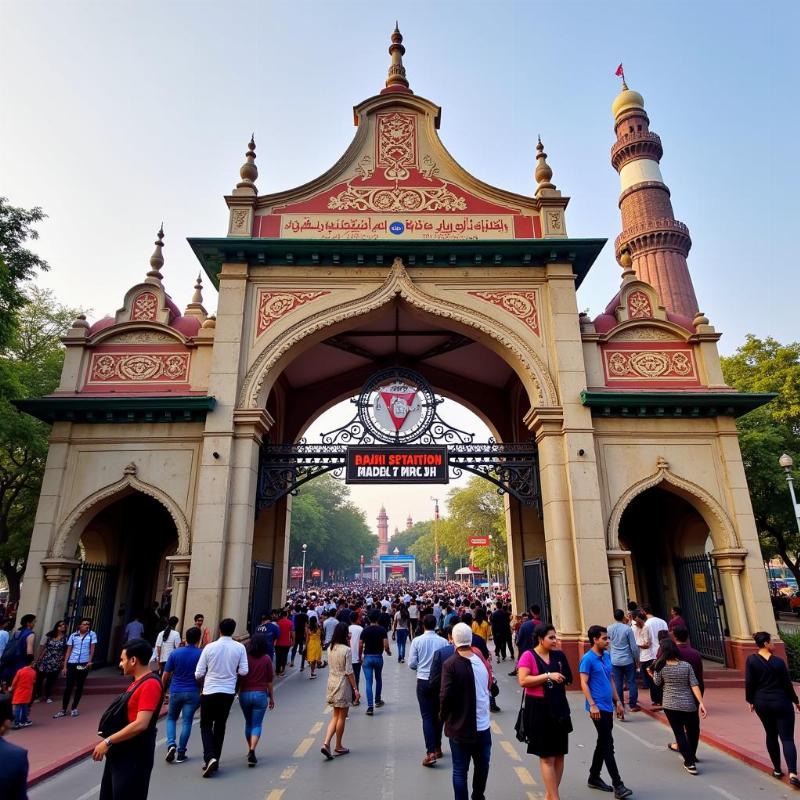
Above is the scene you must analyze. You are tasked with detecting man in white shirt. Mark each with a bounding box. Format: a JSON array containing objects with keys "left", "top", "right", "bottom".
[
  {"left": 194, "top": 618, "right": 248, "bottom": 777},
  {"left": 54, "top": 618, "right": 97, "bottom": 718},
  {"left": 349, "top": 616, "right": 364, "bottom": 703},
  {"left": 641, "top": 605, "right": 668, "bottom": 708},
  {"left": 408, "top": 614, "right": 449, "bottom": 766}
]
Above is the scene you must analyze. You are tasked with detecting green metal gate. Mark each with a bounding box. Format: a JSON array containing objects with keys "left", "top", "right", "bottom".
[
  {"left": 523, "top": 558, "right": 551, "bottom": 623},
  {"left": 65, "top": 561, "right": 118, "bottom": 666},
  {"left": 674, "top": 554, "right": 726, "bottom": 664}
]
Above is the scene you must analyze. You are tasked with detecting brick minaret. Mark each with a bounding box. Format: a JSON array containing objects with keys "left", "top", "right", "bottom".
[
  {"left": 377, "top": 505, "right": 389, "bottom": 556},
  {"left": 406, "top": 514, "right": 413, "bottom": 530},
  {"left": 611, "top": 83, "right": 698, "bottom": 319}
]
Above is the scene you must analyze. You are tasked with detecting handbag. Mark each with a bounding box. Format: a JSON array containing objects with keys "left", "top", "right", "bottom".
[
  {"left": 98, "top": 673, "right": 162, "bottom": 738},
  {"left": 513, "top": 689, "right": 527, "bottom": 743}
]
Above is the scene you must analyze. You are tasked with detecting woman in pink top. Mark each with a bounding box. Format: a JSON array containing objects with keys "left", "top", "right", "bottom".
[{"left": 517, "top": 623, "right": 573, "bottom": 800}]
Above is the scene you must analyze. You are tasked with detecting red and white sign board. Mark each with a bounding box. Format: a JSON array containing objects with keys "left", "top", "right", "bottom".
[
  {"left": 390, "top": 566, "right": 405, "bottom": 574},
  {"left": 290, "top": 566, "right": 303, "bottom": 579},
  {"left": 311, "top": 568, "right": 322, "bottom": 578},
  {"left": 468, "top": 536, "right": 490, "bottom": 547}
]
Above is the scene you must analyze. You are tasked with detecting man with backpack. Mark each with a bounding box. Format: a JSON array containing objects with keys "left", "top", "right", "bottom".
[
  {"left": 1, "top": 615, "right": 36, "bottom": 687},
  {"left": 92, "top": 637, "right": 164, "bottom": 799}
]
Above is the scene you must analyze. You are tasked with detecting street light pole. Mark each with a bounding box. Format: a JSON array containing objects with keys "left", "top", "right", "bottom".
[
  {"left": 301, "top": 543, "right": 308, "bottom": 590},
  {"left": 779, "top": 454, "right": 800, "bottom": 535},
  {"left": 431, "top": 497, "right": 440, "bottom": 580}
]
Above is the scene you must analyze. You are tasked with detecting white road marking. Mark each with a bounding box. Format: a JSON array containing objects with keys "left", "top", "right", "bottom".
[
  {"left": 73, "top": 787, "right": 101, "bottom": 800},
  {"left": 613, "top": 720, "right": 663, "bottom": 750},
  {"left": 709, "top": 786, "right": 744, "bottom": 800}
]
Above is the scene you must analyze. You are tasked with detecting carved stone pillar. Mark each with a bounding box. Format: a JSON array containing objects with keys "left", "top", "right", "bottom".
[
  {"left": 712, "top": 548, "right": 750, "bottom": 639},
  {"left": 167, "top": 555, "right": 192, "bottom": 631},
  {"left": 40, "top": 558, "right": 81, "bottom": 632},
  {"left": 606, "top": 550, "right": 631, "bottom": 612}
]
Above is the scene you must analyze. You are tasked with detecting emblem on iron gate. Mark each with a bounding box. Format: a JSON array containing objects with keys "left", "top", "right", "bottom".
[{"left": 356, "top": 367, "right": 438, "bottom": 444}]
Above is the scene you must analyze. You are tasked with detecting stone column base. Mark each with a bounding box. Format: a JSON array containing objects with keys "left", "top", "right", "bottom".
[{"left": 725, "top": 637, "right": 786, "bottom": 671}]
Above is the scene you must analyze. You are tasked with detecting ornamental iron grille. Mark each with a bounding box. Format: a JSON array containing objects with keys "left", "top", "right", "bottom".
[{"left": 256, "top": 367, "right": 541, "bottom": 514}]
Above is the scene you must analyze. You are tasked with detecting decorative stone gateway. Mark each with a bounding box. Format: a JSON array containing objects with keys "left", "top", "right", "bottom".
[{"left": 15, "top": 27, "right": 777, "bottom": 675}]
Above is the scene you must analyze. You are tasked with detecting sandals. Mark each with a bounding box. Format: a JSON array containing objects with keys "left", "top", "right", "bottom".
[
  {"left": 334, "top": 748, "right": 350, "bottom": 756},
  {"left": 668, "top": 744, "right": 680, "bottom": 753},
  {"left": 321, "top": 745, "right": 334, "bottom": 761}
]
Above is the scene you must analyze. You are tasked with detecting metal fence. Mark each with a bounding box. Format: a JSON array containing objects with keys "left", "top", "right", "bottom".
[
  {"left": 674, "top": 554, "right": 726, "bottom": 664},
  {"left": 64, "top": 561, "right": 118, "bottom": 666}
]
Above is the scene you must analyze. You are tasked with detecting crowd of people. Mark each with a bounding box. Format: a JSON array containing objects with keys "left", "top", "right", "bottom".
[{"left": 1, "top": 581, "right": 799, "bottom": 799}]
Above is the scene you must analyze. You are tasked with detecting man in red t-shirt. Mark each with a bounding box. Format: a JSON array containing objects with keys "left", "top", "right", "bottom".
[
  {"left": 93, "top": 638, "right": 163, "bottom": 799},
  {"left": 274, "top": 610, "right": 294, "bottom": 675}
]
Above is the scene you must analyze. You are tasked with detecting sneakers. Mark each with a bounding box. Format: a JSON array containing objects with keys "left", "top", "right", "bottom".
[
  {"left": 587, "top": 776, "right": 613, "bottom": 792},
  {"left": 70, "top": 709, "right": 80, "bottom": 717},
  {"left": 375, "top": 699, "right": 385, "bottom": 708},
  {"left": 52, "top": 710, "right": 67, "bottom": 719},
  {"left": 684, "top": 764, "right": 698, "bottom": 775},
  {"left": 247, "top": 749, "right": 257, "bottom": 767},
  {"left": 614, "top": 784, "right": 633, "bottom": 798},
  {"left": 435, "top": 749, "right": 444, "bottom": 759},
  {"left": 175, "top": 753, "right": 187, "bottom": 764},
  {"left": 366, "top": 707, "right": 374, "bottom": 716},
  {"left": 22, "top": 720, "right": 32, "bottom": 727},
  {"left": 629, "top": 705, "right": 641, "bottom": 712},
  {"left": 166, "top": 745, "right": 177, "bottom": 763},
  {"left": 422, "top": 753, "right": 437, "bottom": 767},
  {"left": 45, "top": 698, "right": 53, "bottom": 704},
  {"left": 508, "top": 669, "right": 518, "bottom": 677},
  {"left": 202, "top": 758, "right": 218, "bottom": 778}
]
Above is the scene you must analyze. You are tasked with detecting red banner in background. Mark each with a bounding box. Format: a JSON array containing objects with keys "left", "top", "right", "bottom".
[
  {"left": 468, "top": 536, "right": 490, "bottom": 546},
  {"left": 311, "top": 568, "right": 322, "bottom": 578},
  {"left": 290, "top": 566, "right": 303, "bottom": 579}
]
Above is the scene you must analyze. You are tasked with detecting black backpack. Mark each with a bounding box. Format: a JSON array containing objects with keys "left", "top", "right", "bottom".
[
  {"left": 98, "top": 672, "right": 163, "bottom": 738},
  {"left": 0, "top": 631, "right": 21, "bottom": 667}
]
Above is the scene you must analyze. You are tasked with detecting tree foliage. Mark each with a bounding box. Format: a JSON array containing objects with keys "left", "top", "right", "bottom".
[
  {"left": 0, "top": 287, "right": 83, "bottom": 600},
  {"left": 721, "top": 335, "right": 800, "bottom": 582},
  {"left": 287, "top": 474, "right": 378, "bottom": 577}
]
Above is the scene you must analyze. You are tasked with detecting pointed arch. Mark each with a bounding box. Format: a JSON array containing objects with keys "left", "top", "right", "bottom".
[
  {"left": 607, "top": 457, "right": 739, "bottom": 552},
  {"left": 52, "top": 463, "right": 191, "bottom": 558},
  {"left": 239, "top": 257, "right": 558, "bottom": 411}
]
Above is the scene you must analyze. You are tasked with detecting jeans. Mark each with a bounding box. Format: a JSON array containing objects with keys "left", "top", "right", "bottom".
[
  {"left": 166, "top": 689, "right": 200, "bottom": 754},
  {"left": 416, "top": 679, "right": 442, "bottom": 753},
  {"left": 199, "top": 692, "right": 235, "bottom": 764},
  {"left": 353, "top": 662, "right": 361, "bottom": 690},
  {"left": 612, "top": 662, "right": 638, "bottom": 709},
  {"left": 275, "top": 645, "right": 290, "bottom": 674},
  {"left": 664, "top": 707, "right": 700, "bottom": 766},
  {"left": 362, "top": 654, "right": 384, "bottom": 708},
  {"left": 62, "top": 663, "right": 90, "bottom": 711},
  {"left": 396, "top": 629, "right": 409, "bottom": 660},
  {"left": 13, "top": 703, "right": 30, "bottom": 725},
  {"left": 239, "top": 690, "right": 268, "bottom": 739},
  {"left": 449, "top": 727, "right": 491, "bottom": 800},
  {"left": 590, "top": 711, "right": 622, "bottom": 787},
  {"left": 640, "top": 659, "right": 663, "bottom": 705},
  {"left": 755, "top": 701, "right": 798, "bottom": 774}
]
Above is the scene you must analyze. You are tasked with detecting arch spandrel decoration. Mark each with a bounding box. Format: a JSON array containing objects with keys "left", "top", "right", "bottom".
[
  {"left": 52, "top": 463, "right": 191, "bottom": 558},
  {"left": 239, "top": 257, "right": 559, "bottom": 411},
  {"left": 606, "top": 456, "right": 739, "bottom": 552}
]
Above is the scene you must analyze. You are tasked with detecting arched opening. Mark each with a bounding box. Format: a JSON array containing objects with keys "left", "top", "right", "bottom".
[
  {"left": 67, "top": 492, "right": 179, "bottom": 663},
  {"left": 619, "top": 486, "right": 728, "bottom": 662}
]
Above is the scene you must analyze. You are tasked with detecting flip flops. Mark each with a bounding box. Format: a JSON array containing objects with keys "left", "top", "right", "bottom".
[
  {"left": 321, "top": 745, "right": 334, "bottom": 761},
  {"left": 334, "top": 748, "right": 350, "bottom": 756}
]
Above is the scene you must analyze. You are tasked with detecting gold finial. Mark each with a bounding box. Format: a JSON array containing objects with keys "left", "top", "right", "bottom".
[
  {"left": 534, "top": 136, "right": 556, "bottom": 194},
  {"left": 693, "top": 310, "right": 710, "bottom": 328},
  {"left": 237, "top": 134, "right": 258, "bottom": 190},
  {"left": 145, "top": 224, "right": 165, "bottom": 284},
  {"left": 619, "top": 249, "right": 636, "bottom": 282},
  {"left": 381, "top": 23, "right": 411, "bottom": 94}
]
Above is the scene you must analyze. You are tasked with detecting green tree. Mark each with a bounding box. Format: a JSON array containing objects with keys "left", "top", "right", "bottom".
[
  {"left": 389, "top": 520, "right": 430, "bottom": 554},
  {"left": 1, "top": 287, "right": 82, "bottom": 600},
  {"left": 288, "top": 474, "right": 377, "bottom": 577},
  {"left": 721, "top": 335, "right": 800, "bottom": 583},
  {"left": 0, "top": 198, "right": 50, "bottom": 353}
]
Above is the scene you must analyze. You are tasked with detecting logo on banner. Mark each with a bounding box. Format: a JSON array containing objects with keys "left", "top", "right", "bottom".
[{"left": 389, "top": 221, "right": 405, "bottom": 235}]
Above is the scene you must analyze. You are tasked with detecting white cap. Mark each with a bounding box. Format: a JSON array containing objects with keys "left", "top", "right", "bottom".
[{"left": 452, "top": 622, "right": 473, "bottom": 648}]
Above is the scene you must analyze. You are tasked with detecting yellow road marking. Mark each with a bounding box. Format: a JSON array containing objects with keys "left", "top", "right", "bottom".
[
  {"left": 500, "top": 739, "right": 521, "bottom": 761},
  {"left": 310, "top": 721, "right": 323, "bottom": 734},
  {"left": 490, "top": 719, "right": 502, "bottom": 734},
  {"left": 527, "top": 792, "right": 543, "bottom": 800},
  {"left": 265, "top": 791, "right": 285, "bottom": 800},
  {"left": 293, "top": 737, "right": 315, "bottom": 758},
  {"left": 280, "top": 765, "right": 297, "bottom": 780},
  {"left": 514, "top": 766, "right": 536, "bottom": 785}
]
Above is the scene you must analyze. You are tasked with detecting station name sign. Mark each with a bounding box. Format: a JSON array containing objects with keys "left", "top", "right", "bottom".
[{"left": 346, "top": 446, "right": 448, "bottom": 484}]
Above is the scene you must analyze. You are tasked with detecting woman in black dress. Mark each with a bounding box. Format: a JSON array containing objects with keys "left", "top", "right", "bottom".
[
  {"left": 517, "top": 623, "right": 573, "bottom": 800},
  {"left": 746, "top": 631, "right": 800, "bottom": 786}
]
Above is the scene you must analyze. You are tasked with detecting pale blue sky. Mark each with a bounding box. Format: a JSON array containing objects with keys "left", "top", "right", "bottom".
[{"left": 2, "top": 1, "right": 796, "bottom": 532}]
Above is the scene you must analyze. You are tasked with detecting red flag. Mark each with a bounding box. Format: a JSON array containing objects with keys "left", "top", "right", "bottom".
[{"left": 615, "top": 63, "right": 625, "bottom": 78}]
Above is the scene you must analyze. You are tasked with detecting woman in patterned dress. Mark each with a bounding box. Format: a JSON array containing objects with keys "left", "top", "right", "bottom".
[
  {"left": 320, "top": 623, "right": 360, "bottom": 759},
  {"left": 34, "top": 620, "right": 67, "bottom": 703}
]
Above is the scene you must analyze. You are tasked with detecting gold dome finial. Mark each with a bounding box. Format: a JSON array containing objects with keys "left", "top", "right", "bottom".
[
  {"left": 534, "top": 136, "right": 556, "bottom": 195},
  {"left": 145, "top": 224, "right": 165, "bottom": 285},
  {"left": 381, "top": 23, "right": 412, "bottom": 94},
  {"left": 236, "top": 134, "right": 258, "bottom": 191},
  {"left": 619, "top": 249, "right": 636, "bottom": 283},
  {"left": 612, "top": 70, "right": 645, "bottom": 119}
]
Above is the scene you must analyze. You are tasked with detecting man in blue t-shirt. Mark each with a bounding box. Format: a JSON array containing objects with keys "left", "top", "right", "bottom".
[
  {"left": 255, "top": 613, "right": 280, "bottom": 661},
  {"left": 162, "top": 626, "right": 203, "bottom": 763},
  {"left": 579, "top": 625, "right": 632, "bottom": 799}
]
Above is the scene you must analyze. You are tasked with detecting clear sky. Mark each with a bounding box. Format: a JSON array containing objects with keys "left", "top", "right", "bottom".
[{"left": 2, "top": 1, "right": 797, "bottom": 537}]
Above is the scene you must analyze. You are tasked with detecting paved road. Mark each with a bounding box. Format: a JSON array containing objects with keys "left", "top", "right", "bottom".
[{"left": 30, "top": 652, "right": 784, "bottom": 800}]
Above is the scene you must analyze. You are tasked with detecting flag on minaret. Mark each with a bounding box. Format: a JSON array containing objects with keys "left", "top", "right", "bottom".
[{"left": 615, "top": 63, "right": 625, "bottom": 78}]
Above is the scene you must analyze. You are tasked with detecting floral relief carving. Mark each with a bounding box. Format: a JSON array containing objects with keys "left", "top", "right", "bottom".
[
  {"left": 609, "top": 327, "right": 680, "bottom": 342},
  {"left": 626, "top": 290, "right": 653, "bottom": 319},
  {"left": 102, "top": 331, "right": 177, "bottom": 344},
  {"left": 231, "top": 208, "right": 249, "bottom": 232},
  {"left": 327, "top": 184, "right": 467, "bottom": 213},
  {"left": 605, "top": 349, "right": 695, "bottom": 380},
  {"left": 468, "top": 291, "right": 540, "bottom": 336},
  {"left": 132, "top": 292, "right": 158, "bottom": 321},
  {"left": 88, "top": 352, "right": 190, "bottom": 383},
  {"left": 547, "top": 210, "right": 562, "bottom": 232},
  {"left": 240, "top": 258, "right": 558, "bottom": 410},
  {"left": 607, "top": 460, "right": 739, "bottom": 551},
  {"left": 256, "top": 291, "right": 330, "bottom": 337},
  {"left": 376, "top": 112, "right": 417, "bottom": 180},
  {"left": 355, "top": 155, "right": 374, "bottom": 180}
]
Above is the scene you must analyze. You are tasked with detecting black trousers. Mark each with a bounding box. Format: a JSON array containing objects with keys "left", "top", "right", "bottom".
[
  {"left": 62, "top": 663, "right": 90, "bottom": 711},
  {"left": 664, "top": 707, "right": 700, "bottom": 766},
  {"left": 590, "top": 711, "right": 622, "bottom": 787},
  {"left": 640, "top": 659, "right": 663, "bottom": 705},
  {"left": 34, "top": 669, "right": 59, "bottom": 700},
  {"left": 199, "top": 692, "right": 235, "bottom": 764},
  {"left": 99, "top": 729, "right": 156, "bottom": 800},
  {"left": 755, "top": 700, "right": 798, "bottom": 774},
  {"left": 493, "top": 633, "right": 513, "bottom": 660},
  {"left": 275, "top": 645, "right": 290, "bottom": 673}
]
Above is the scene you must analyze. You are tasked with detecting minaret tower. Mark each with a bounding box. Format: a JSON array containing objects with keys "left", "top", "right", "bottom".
[
  {"left": 377, "top": 505, "right": 389, "bottom": 556},
  {"left": 406, "top": 514, "right": 413, "bottom": 530},
  {"left": 611, "top": 81, "right": 698, "bottom": 319}
]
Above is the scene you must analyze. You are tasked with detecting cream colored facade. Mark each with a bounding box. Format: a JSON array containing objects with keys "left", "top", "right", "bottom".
[{"left": 18, "top": 37, "right": 776, "bottom": 670}]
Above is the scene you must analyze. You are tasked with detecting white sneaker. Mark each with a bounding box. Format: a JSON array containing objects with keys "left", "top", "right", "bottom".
[{"left": 70, "top": 709, "right": 80, "bottom": 717}]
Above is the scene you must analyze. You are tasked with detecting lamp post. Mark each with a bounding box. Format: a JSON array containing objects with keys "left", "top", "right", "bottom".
[
  {"left": 779, "top": 454, "right": 800, "bottom": 535},
  {"left": 431, "top": 497, "right": 440, "bottom": 580},
  {"left": 301, "top": 543, "right": 308, "bottom": 590}
]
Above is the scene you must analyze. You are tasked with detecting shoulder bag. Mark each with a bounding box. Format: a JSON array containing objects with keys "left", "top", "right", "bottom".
[{"left": 98, "top": 672, "right": 162, "bottom": 738}]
